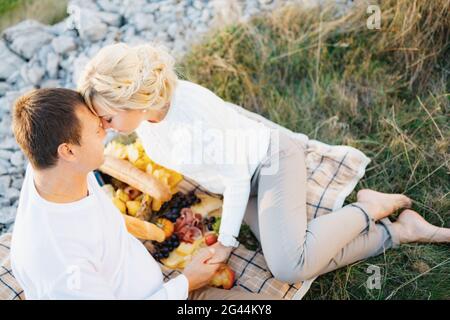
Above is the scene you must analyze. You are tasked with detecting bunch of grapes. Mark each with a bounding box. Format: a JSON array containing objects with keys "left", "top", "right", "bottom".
[
  {"left": 204, "top": 216, "right": 216, "bottom": 231},
  {"left": 157, "top": 191, "right": 201, "bottom": 222},
  {"left": 152, "top": 234, "right": 180, "bottom": 261}
]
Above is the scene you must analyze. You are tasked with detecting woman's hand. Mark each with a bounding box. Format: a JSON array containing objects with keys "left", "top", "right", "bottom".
[
  {"left": 183, "top": 247, "right": 220, "bottom": 292},
  {"left": 206, "top": 242, "right": 233, "bottom": 265}
]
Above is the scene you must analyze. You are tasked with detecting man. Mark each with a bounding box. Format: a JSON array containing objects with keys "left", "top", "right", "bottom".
[{"left": 10, "top": 88, "right": 277, "bottom": 300}]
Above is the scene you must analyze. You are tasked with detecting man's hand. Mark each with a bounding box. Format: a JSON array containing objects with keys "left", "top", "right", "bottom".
[
  {"left": 206, "top": 242, "right": 233, "bottom": 265},
  {"left": 183, "top": 247, "right": 220, "bottom": 292}
]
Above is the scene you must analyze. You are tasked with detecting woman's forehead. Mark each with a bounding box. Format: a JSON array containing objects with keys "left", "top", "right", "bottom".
[{"left": 93, "top": 100, "right": 119, "bottom": 117}]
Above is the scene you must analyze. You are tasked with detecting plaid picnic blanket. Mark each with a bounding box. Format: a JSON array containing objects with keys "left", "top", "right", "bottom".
[
  {"left": 0, "top": 104, "right": 371, "bottom": 300},
  {"left": 0, "top": 233, "right": 25, "bottom": 300}
]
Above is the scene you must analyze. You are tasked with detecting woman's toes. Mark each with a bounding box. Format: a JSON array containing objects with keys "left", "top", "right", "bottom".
[
  {"left": 356, "top": 189, "right": 413, "bottom": 220},
  {"left": 396, "top": 209, "right": 450, "bottom": 243}
]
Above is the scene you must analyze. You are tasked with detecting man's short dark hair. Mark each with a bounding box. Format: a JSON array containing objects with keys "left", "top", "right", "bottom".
[{"left": 12, "top": 88, "right": 86, "bottom": 170}]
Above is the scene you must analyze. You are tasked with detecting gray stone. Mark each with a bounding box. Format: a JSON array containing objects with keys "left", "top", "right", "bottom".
[
  {"left": 3, "top": 20, "right": 54, "bottom": 60},
  {"left": 76, "top": 10, "right": 108, "bottom": 42},
  {"left": 0, "top": 175, "right": 11, "bottom": 193},
  {"left": 97, "top": 0, "right": 121, "bottom": 13},
  {"left": 133, "top": 13, "right": 155, "bottom": 32},
  {"left": 122, "top": 0, "right": 148, "bottom": 17},
  {"left": 0, "top": 206, "right": 16, "bottom": 225},
  {"left": 193, "top": 0, "right": 204, "bottom": 10},
  {"left": 0, "top": 150, "right": 13, "bottom": 161},
  {"left": 72, "top": 54, "right": 90, "bottom": 85},
  {"left": 0, "top": 137, "right": 17, "bottom": 150},
  {"left": 0, "top": 118, "right": 12, "bottom": 136},
  {"left": 40, "top": 79, "right": 62, "bottom": 88},
  {"left": 0, "top": 41, "right": 26, "bottom": 80},
  {"left": 46, "top": 51, "right": 60, "bottom": 79},
  {"left": 5, "top": 187, "right": 20, "bottom": 202},
  {"left": 51, "top": 36, "right": 77, "bottom": 54},
  {"left": 10, "top": 151, "right": 25, "bottom": 167},
  {"left": 6, "top": 223, "right": 14, "bottom": 234},
  {"left": 21, "top": 63, "right": 46, "bottom": 86},
  {"left": 96, "top": 11, "right": 122, "bottom": 27},
  {"left": 259, "top": 0, "right": 274, "bottom": 5},
  {"left": 201, "top": 8, "right": 211, "bottom": 23},
  {"left": 167, "top": 22, "right": 178, "bottom": 39},
  {"left": 11, "top": 176, "right": 24, "bottom": 189},
  {"left": 7, "top": 166, "right": 25, "bottom": 175},
  {"left": 0, "top": 163, "right": 7, "bottom": 175},
  {"left": 0, "top": 82, "right": 11, "bottom": 96},
  {"left": 0, "top": 196, "right": 11, "bottom": 207}
]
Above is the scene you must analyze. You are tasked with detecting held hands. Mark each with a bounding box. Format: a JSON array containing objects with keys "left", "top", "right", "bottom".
[
  {"left": 206, "top": 242, "right": 233, "bottom": 265},
  {"left": 183, "top": 247, "right": 220, "bottom": 292}
]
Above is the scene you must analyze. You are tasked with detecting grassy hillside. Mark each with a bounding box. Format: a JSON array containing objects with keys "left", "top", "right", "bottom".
[
  {"left": 178, "top": 0, "right": 449, "bottom": 299},
  {"left": 0, "top": 0, "right": 67, "bottom": 32}
]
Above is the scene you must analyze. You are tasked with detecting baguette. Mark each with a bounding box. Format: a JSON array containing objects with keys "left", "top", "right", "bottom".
[
  {"left": 100, "top": 155, "right": 171, "bottom": 202},
  {"left": 122, "top": 213, "right": 166, "bottom": 242}
]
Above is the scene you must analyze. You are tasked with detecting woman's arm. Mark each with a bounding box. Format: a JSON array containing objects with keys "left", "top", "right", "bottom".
[{"left": 217, "top": 176, "right": 251, "bottom": 248}]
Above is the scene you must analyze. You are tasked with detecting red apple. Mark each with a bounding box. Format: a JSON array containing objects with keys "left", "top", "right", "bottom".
[
  {"left": 204, "top": 232, "right": 218, "bottom": 246},
  {"left": 210, "top": 264, "right": 235, "bottom": 290}
]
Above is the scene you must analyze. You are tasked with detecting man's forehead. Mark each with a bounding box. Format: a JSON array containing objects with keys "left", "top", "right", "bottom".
[{"left": 75, "top": 103, "right": 98, "bottom": 125}]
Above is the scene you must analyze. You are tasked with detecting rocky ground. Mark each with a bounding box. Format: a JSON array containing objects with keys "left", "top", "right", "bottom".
[{"left": 0, "top": 0, "right": 353, "bottom": 235}]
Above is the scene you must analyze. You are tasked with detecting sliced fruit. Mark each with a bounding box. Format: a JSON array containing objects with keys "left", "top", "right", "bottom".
[
  {"left": 160, "top": 251, "right": 185, "bottom": 269},
  {"left": 204, "top": 232, "right": 218, "bottom": 246},
  {"left": 116, "top": 188, "right": 130, "bottom": 203},
  {"left": 157, "top": 218, "right": 174, "bottom": 239},
  {"left": 175, "top": 242, "right": 196, "bottom": 256},
  {"left": 190, "top": 194, "right": 223, "bottom": 218},
  {"left": 126, "top": 200, "right": 141, "bottom": 217},
  {"left": 146, "top": 163, "right": 155, "bottom": 175},
  {"left": 177, "top": 256, "right": 191, "bottom": 269},
  {"left": 133, "top": 158, "right": 148, "bottom": 171},
  {"left": 167, "top": 170, "right": 183, "bottom": 187},
  {"left": 104, "top": 141, "right": 127, "bottom": 159},
  {"left": 210, "top": 264, "right": 235, "bottom": 290},
  {"left": 113, "top": 197, "right": 126, "bottom": 214},
  {"left": 151, "top": 198, "right": 163, "bottom": 211},
  {"left": 153, "top": 169, "right": 170, "bottom": 186},
  {"left": 126, "top": 144, "right": 141, "bottom": 163}
]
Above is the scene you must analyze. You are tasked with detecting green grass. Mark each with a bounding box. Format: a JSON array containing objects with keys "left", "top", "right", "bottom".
[
  {"left": 0, "top": 0, "right": 68, "bottom": 33},
  {"left": 178, "top": 0, "right": 449, "bottom": 299},
  {"left": 0, "top": 0, "right": 20, "bottom": 15}
]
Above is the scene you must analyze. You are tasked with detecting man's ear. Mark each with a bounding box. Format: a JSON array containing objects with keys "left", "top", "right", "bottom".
[{"left": 57, "top": 143, "right": 77, "bottom": 163}]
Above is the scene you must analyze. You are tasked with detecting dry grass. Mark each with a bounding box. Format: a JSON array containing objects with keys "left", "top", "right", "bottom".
[{"left": 178, "top": 0, "right": 449, "bottom": 299}]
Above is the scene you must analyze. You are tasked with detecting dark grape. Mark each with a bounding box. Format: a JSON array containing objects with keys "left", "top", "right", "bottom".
[
  {"left": 162, "top": 251, "right": 169, "bottom": 258},
  {"left": 161, "top": 247, "right": 169, "bottom": 254}
]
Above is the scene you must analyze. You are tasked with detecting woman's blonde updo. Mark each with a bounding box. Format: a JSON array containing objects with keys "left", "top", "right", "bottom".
[{"left": 77, "top": 42, "right": 178, "bottom": 115}]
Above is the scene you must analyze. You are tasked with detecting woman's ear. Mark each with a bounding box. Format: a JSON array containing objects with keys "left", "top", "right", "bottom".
[{"left": 57, "top": 143, "right": 77, "bottom": 163}]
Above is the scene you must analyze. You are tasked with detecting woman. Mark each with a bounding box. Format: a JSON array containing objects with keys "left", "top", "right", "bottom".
[{"left": 78, "top": 43, "right": 450, "bottom": 284}]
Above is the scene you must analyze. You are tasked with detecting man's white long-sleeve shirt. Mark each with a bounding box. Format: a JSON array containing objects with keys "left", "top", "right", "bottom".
[{"left": 10, "top": 164, "right": 189, "bottom": 300}]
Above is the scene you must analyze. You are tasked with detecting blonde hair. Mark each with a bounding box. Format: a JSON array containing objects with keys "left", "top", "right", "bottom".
[{"left": 77, "top": 42, "right": 178, "bottom": 115}]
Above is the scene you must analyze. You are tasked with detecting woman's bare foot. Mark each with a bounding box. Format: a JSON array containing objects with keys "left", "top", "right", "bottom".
[
  {"left": 356, "top": 189, "right": 412, "bottom": 221},
  {"left": 391, "top": 209, "right": 450, "bottom": 244}
]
